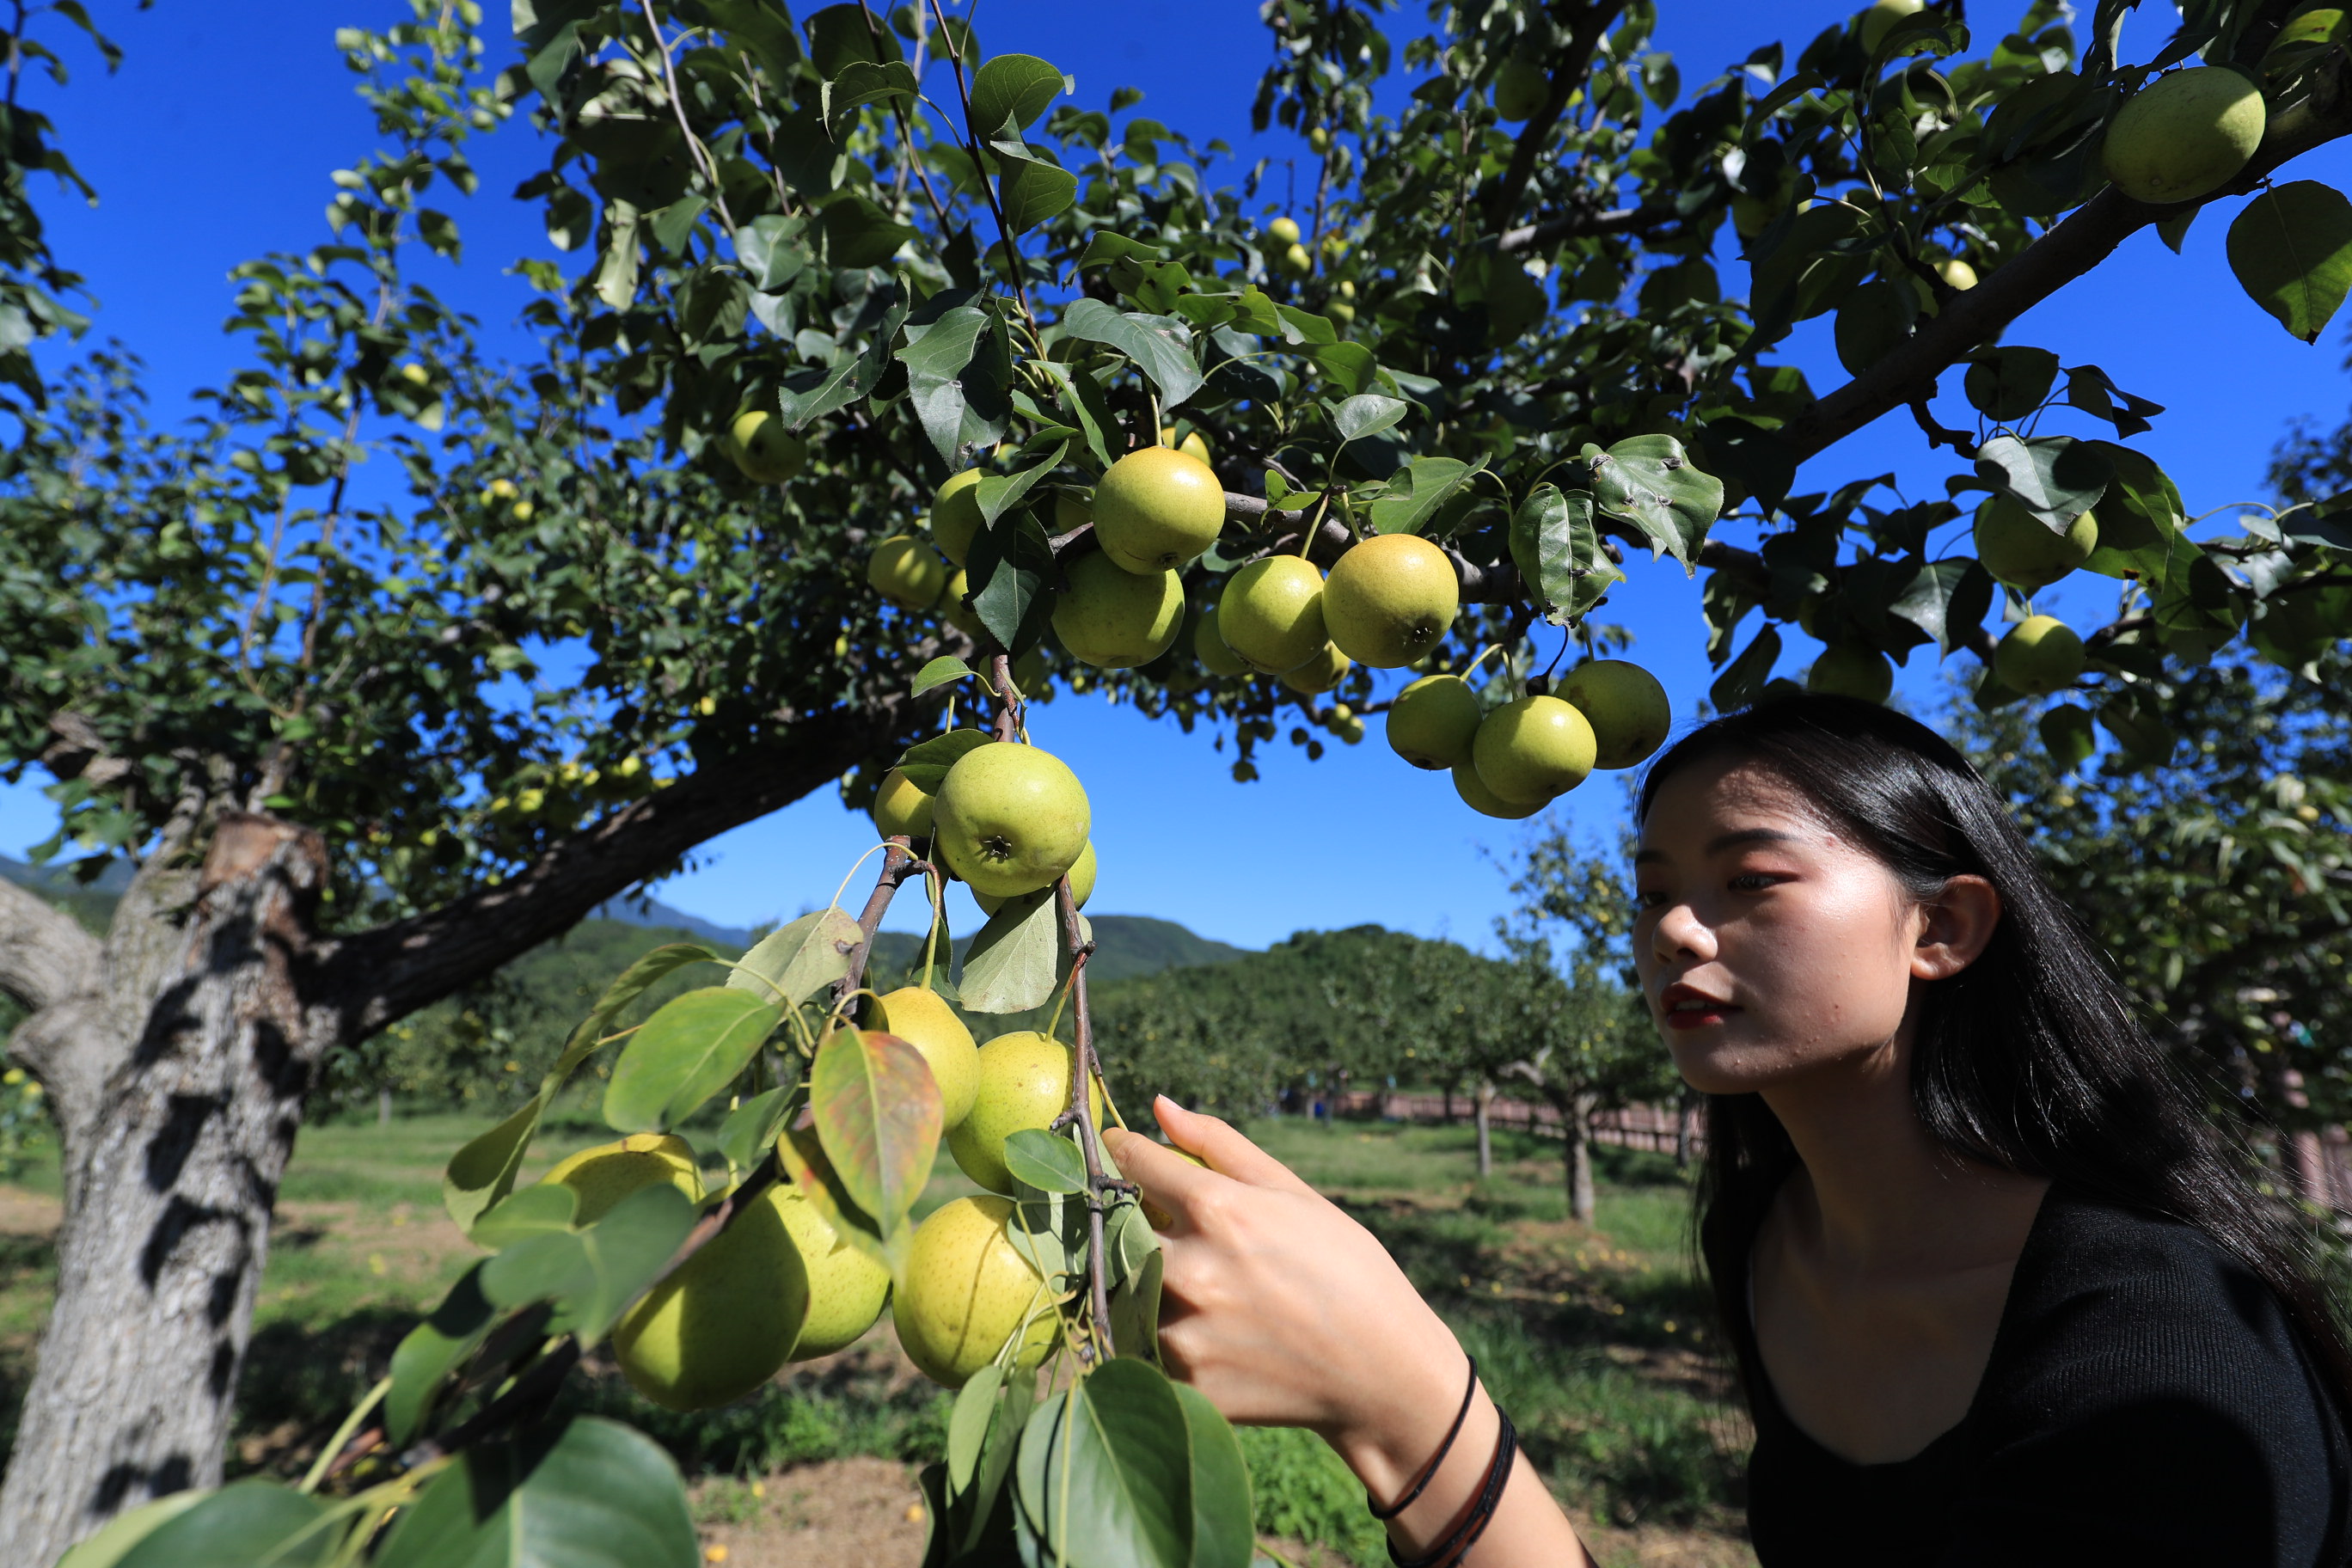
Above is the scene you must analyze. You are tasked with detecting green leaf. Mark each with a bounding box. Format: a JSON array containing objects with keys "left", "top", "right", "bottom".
[
  {"left": 371, "top": 1418, "right": 698, "bottom": 1568},
  {"left": 1310, "top": 340, "right": 1376, "bottom": 395},
  {"left": 960, "top": 888, "right": 1075, "bottom": 1014},
  {"left": 2040, "top": 705, "right": 2098, "bottom": 771},
  {"left": 603, "top": 987, "right": 781, "bottom": 1132},
  {"left": 1035, "top": 358, "right": 1123, "bottom": 469},
  {"left": 113, "top": 1479, "right": 334, "bottom": 1568},
  {"left": 943, "top": 1355, "right": 1037, "bottom": 1559},
  {"left": 971, "top": 54, "right": 1067, "bottom": 141},
  {"left": 896, "top": 728, "right": 995, "bottom": 793},
  {"left": 55, "top": 1492, "right": 209, "bottom": 1568},
  {"left": 718, "top": 1085, "right": 798, "bottom": 1172},
  {"left": 999, "top": 154, "right": 1078, "bottom": 234},
  {"left": 822, "top": 59, "right": 918, "bottom": 134},
  {"left": 775, "top": 1125, "right": 909, "bottom": 1274},
  {"left": 2226, "top": 181, "right": 2352, "bottom": 343},
  {"left": 553, "top": 943, "right": 726, "bottom": 1087},
  {"left": 1004, "top": 1127, "right": 1088, "bottom": 1194},
  {"left": 444, "top": 1098, "right": 545, "bottom": 1236},
  {"left": 975, "top": 440, "right": 1070, "bottom": 526},
  {"left": 822, "top": 193, "right": 918, "bottom": 268},
  {"left": 1886, "top": 559, "right": 1993, "bottom": 656},
  {"left": 1589, "top": 435, "right": 1719, "bottom": 572},
  {"left": 734, "top": 214, "right": 810, "bottom": 292},
  {"left": 480, "top": 1184, "right": 698, "bottom": 1344},
  {"left": 965, "top": 505, "right": 1062, "bottom": 656},
  {"left": 1509, "top": 485, "right": 1621, "bottom": 626},
  {"left": 1330, "top": 394, "right": 1406, "bottom": 444},
  {"left": 812, "top": 1028, "right": 942, "bottom": 1233},
  {"left": 726, "top": 908, "right": 864, "bottom": 1008},
  {"left": 777, "top": 287, "right": 909, "bottom": 429},
  {"left": 1974, "top": 434, "right": 2110, "bottom": 526},
  {"left": 948, "top": 1364, "right": 1008, "bottom": 1494},
  {"left": 384, "top": 1265, "right": 498, "bottom": 1448},
  {"left": 1017, "top": 1358, "right": 1193, "bottom": 1568},
  {"left": 1368, "top": 456, "right": 1479, "bottom": 536},
  {"left": 1273, "top": 303, "right": 1338, "bottom": 346},
  {"left": 915, "top": 655, "right": 977, "bottom": 696},
  {"left": 1173, "top": 1382, "right": 1254, "bottom": 1568},
  {"left": 1711, "top": 624, "right": 1782, "bottom": 711},
  {"left": 1060, "top": 299, "right": 1204, "bottom": 410},
  {"left": 1109, "top": 1247, "right": 1164, "bottom": 1364},
  {"left": 900, "top": 302, "right": 1014, "bottom": 465},
  {"left": 470, "top": 1182, "right": 580, "bottom": 1249},
  {"left": 1963, "top": 346, "right": 2060, "bottom": 422}
]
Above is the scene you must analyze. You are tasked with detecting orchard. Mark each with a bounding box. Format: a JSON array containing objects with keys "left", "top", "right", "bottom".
[{"left": 2, "top": 0, "right": 2351, "bottom": 1563}]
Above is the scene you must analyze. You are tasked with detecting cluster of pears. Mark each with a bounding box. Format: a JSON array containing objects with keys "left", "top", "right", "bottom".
[{"left": 1386, "top": 657, "right": 1671, "bottom": 819}]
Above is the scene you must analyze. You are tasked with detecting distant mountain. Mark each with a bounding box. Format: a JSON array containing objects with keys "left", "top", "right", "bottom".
[
  {"left": 590, "top": 892, "right": 756, "bottom": 951},
  {"left": 866, "top": 914, "right": 1247, "bottom": 989},
  {"left": 0, "top": 855, "right": 126, "bottom": 934}
]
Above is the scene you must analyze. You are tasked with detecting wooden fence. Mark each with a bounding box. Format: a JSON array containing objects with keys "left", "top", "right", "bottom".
[{"left": 1326, "top": 1090, "right": 1700, "bottom": 1158}]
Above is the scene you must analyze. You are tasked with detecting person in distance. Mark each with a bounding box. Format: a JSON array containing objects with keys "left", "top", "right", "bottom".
[{"left": 1109, "top": 693, "right": 2352, "bottom": 1566}]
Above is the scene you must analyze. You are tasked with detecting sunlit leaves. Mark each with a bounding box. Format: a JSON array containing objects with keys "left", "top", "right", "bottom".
[
  {"left": 603, "top": 988, "right": 780, "bottom": 1132},
  {"left": 811, "top": 1028, "right": 941, "bottom": 1233},
  {"left": 1510, "top": 485, "right": 1620, "bottom": 627},
  {"left": 1058, "top": 299, "right": 1203, "bottom": 409},
  {"left": 2228, "top": 181, "right": 2352, "bottom": 344},
  {"left": 371, "top": 1418, "right": 698, "bottom": 1568}
]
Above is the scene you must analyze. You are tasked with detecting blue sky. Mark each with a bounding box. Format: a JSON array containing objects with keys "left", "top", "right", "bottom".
[{"left": 2, "top": 0, "right": 2348, "bottom": 952}]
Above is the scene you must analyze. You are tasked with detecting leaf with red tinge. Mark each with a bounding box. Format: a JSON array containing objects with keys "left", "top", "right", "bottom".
[{"left": 811, "top": 1030, "right": 941, "bottom": 1234}]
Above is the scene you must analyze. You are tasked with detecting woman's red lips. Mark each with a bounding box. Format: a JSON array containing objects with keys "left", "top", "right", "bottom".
[{"left": 1658, "top": 983, "right": 1736, "bottom": 1029}]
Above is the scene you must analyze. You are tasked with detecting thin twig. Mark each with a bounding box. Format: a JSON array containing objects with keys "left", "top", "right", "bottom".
[
  {"left": 638, "top": 0, "right": 740, "bottom": 241},
  {"left": 1057, "top": 872, "right": 1115, "bottom": 1360},
  {"left": 924, "top": 0, "right": 1038, "bottom": 331},
  {"left": 860, "top": 0, "right": 952, "bottom": 224},
  {"left": 835, "top": 838, "right": 922, "bottom": 1008}
]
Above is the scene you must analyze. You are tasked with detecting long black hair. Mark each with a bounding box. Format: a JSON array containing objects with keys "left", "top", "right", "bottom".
[{"left": 1635, "top": 691, "right": 2352, "bottom": 1410}]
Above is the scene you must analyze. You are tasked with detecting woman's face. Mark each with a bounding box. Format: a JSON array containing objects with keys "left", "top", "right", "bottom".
[{"left": 1631, "top": 752, "right": 1979, "bottom": 1095}]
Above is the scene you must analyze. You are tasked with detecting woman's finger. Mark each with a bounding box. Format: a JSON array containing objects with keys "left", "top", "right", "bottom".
[
  {"left": 1153, "top": 1096, "right": 1319, "bottom": 1198},
  {"left": 1103, "top": 1126, "right": 1222, "bottom": 1230}
]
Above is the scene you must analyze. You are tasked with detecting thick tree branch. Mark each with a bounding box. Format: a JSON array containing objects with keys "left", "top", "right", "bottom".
[
  {"left": 1481, "top": 2, "right": 1626, "bottom": 235},
  {"left": 1783, "top": 57, "right": 2352, "bottom": 462},
  {"left": 1497, "top": 202, "right": 1679, "bottom": 255},
  {"left": 323, "top": 698, "right": 908, "bottom": 1038},
  {"left": 0, "top": 878, "right": 99, "bottom": 1015}
]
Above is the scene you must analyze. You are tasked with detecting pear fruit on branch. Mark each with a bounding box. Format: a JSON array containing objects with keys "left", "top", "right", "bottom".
[
  {"left": 724, "top": 409, "right": 806, "bottom": 485},
  {"left": 1996, "top": 616, "right": 2086, "bottom": 695},
  {"left": 929, "top": 469, "right": 985, "bottom": 567},
  {"left": 949, "top": 1032, "right": 1103, "bottom": 1194},
  {"left": 1975, "top": 498, "right": 2097, "bottom": 592},
  {"left": 1559, "top": 659, "right": 1671, "bottom": 770},
  {"left": 869, "top": 986, "right": 981, "bottom": 1129},
  {"left": 972, "top": 841, "right": 1095, "bottom": 917},
  {"left": 1321, "top": 533, "right": 1460, "bottom": 668},
  {"left": 777, "top": 1185, "right": 891, "bottom": 1361},
  {"left": 1051, "top": 552, "right": 1185, "bottom": 669},
  {"left": 1472, "top": 695, "right": 1596, "bottom": 805},
  {"left": 540, "top": 1133, "right": 703, "bottom": 1224},
  {"left": 893, "top": 1195, "right": 1060, "bottom": 1387},
  {"left": 614, "top": 1182, "right": 807, "bottom": 1412},
  {"left": 1091, "top": 445, "right": 1227, "bottom": 573},
  {"left": 934, "top": 743, "right": 1091, "bottom": 899},
  {"left": 2104, "top": 65, "right": 2266, "bottom": 204},
  {"left": 1279, "top": 643, "right": 1352, "bottom": 696},
  {"left": 868, "top": 536, "right": 949, "bottom": 611},
  {"left": 1387, "top": 673, "right": 1483, "bottom": 769},
  {"left": 1194, "top": 603, "right": 1252, "bottom": 677},
  {"left": 1809, "top": 645, "right": 1895, "bottom": 703},
  {"left": 1453, "top": 760, "right": 1544, "bottom": 820},
  {"left": 1219, "top": 555, "right": 1328, "bottom": 674},
  {"left": 870, "top": 767, "right": 934, "bottom": 840}
]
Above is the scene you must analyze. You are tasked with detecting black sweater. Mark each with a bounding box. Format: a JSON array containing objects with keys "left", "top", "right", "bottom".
[{"left": 1731, "top": 1187, "right": 2350, "bottom": 1566}]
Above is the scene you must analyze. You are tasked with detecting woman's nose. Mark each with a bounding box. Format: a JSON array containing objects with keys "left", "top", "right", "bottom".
[{"left": 1650, "top": 901, "right": 1715, "bottom": 964}]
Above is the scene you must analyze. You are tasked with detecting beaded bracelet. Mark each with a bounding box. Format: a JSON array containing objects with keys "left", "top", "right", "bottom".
[
  {"left": 1387, "top": 1405, "right": 1517, "bottom": 1568},
  {"left": 1366, "top": 1355, "right": 1479, "bottom": 1522}
]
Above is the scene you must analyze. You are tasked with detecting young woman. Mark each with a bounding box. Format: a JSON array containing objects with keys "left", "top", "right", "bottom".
[{"left": 1107, "top": 693, "right": 2352, "bottom": 1566}]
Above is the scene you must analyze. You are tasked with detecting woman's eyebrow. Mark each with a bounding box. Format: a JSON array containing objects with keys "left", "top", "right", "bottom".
[{"left": 1633, "top": 826, "right": 1798, "bottom": 867}]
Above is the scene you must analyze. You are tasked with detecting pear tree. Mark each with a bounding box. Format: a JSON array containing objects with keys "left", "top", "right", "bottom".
[{"left": 10, "top": 0, "right": 2352, "bottom": 1561}]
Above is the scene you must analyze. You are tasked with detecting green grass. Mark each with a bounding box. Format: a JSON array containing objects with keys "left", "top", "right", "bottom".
[{"left": 0, "top": 1111, "right": 1749, "bottom": 1559}]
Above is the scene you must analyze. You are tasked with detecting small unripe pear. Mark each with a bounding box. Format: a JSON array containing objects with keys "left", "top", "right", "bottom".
[
  {"left": 2104, "top": 66, "right": 2265, "bottom": 205},
  {"left": 893, "top": 1196, "right": 1059, "bottom": 1387},
  {"left": 868, "top": 536, "right": 948, "bottom": 610},
  {"left": 869, "top": 985, "right": 979, "bottom": 1129},
  {"left": 1453, "top": 760, "right": 1543, "bottom": 820},
  {"left": 1472, "top": 695, "right": 1596, "bottom": 805},
  {"left": 614, "top": 1181, "right": 805, "bottom": 1412},
  {"left": 778, "top": 1185, "right": 890, "bottom": 1360},
  {"left": 1995, "top": 616, "right": 2086, "bottom": 695},
  {"left": 934, "top": 743, "right": 1091, "bottom": 899},
  {"left": 1387, "top": 674, "right": 1483, "bottom": 769},
  {"left": 930, "top": 469, "right": 987, "bottom": 567},
  {"left": 727, "top": 409, "right": 807, "bottom": 484},
  {"left": 948, "top": 1032, "right": 1104, "bottom": 1194},
  {"left": 1559, "top": 660, "right": 1671, "bottom": 769},
  {"left": 1975, "top": 498, "right": 2097, "bottom": 592},
  {"left": 1194, "top": 603, "right": 1252, "bottom": 677},
  {"left": 540, "top": 1133, "right": 703, "bottom": 1225},
  {"left": 1265, "top": 215, "right": 1302, "bottom": 247},
  {"left": 1939, "top": 257, "right": 1978, "bottom": 291},
  {"left": 1858, "top": 0, "right": 1925, "bottom": 52},
  {"left": 1809, "top": 645, "right": 1894, "bottom": 703},
  {"left": 1279, "top": 642, "right": 1352, "bottom": 696},
  {"left": 871, "top": 768, "right": 934, "bottom": 840}
]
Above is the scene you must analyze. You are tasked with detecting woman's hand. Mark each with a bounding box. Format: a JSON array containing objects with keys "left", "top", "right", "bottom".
[{"left": 1106, "top": 1099, "right": 1593, "bottom": 1566}]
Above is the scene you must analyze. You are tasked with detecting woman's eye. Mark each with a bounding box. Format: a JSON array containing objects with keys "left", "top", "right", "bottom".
[
  {"left": 1634, "top": 887, "right": 1669, "bottom": 909},
  {"left": 1729, "top": 872, "right": 1779, "bottom": 892}
]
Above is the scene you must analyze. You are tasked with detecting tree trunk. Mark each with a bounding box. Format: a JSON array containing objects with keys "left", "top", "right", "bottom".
[
  {"left": 377, "top": 1086, "right": 393, "bottom": 1127},
  {"left": 1440, "top": 1083, "right": 1454, "bottom": 1124},
  {"left": 1473, "top": 1080, "right": 1493, "bottom": 1179},
  {"left": 1674, "top": 1089, "right": 1695, "bottom": 1171},
  {"left": 0, "top": 818, "right": 333, "bottom": 1567},
  {"left": 1565, "top": 1092, "right": 1598, "bottom": 1223}
]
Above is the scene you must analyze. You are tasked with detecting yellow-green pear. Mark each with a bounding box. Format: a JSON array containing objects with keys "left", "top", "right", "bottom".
[
  {"left": 1559, "top": 659, "right": 1672, "bottom": 770},
  {"left": 726, "top": 409, "right": 807, "bottom": 484},
  {"left": 1387, "top": 674, "right": 1483, "bottom": 769},
  {"left": 1160, "top": 426, "right": 1214, "bottom": 465},
  {"left": 2103, "top": 66, "right": 2265, "bottom": 204},
  {"left": 892, "top": 1195, "right": 1059, "bottom": 1387},
  {"left": 938, "top": 568, "right": 983, "bottom": 637},
  {"left": 869, "top": 985, "right": 979, "bottom": 1129},
  {"left": 613, "top": 1181, "right": 805, "bottom": 1411},
  {"left": 1195, "top": 603, "right": 1251, "bottom": 677},
  {"left": 1219, "top": 556, "right": 1327, "bottom": 674},
  {"left": 1092, "top": 447, "right": 1227, "bottom": 573},
  {"left": 540, "top": 1132, "right": 703, "bottom": 1225},
  {"left": 930, "top": 469, "right": 987, "bottom": 567},
  {"left": 1265, "top": 216, "right": 1302, "bottom": 248},
  {"left": 1050, "top": 553, "right": 1185, "bottom": 669},
  {"left": 1453, "top": 760, "right": 1543, "bottom": 820},
  {"left": 1279, "top": 643, "right": 1352, "bottom": 696},
  {"left": 1472, "top": 695, "right": 1596, "bottom": 805},
  {"left": 871, "top": 767, "right": 934, "bottom": 840},
  {"left": 1975, "top": 498, "right": 2098, "bottom": 592},
  {"left": 973, "top": 841, "right": 1095, "bottom": 918},
  {"left": 933, "top": 743, "right": 1091, "bottom": 899},
  {"left": 948, "top": 1032, "right": 1103, "bottom": 1194},
  {"left": 1995, "top": 616, "right": 2086, "bottom": 695},
  {"left": 1859, "top": 0, "right": 1924, "bottom": 52},
  {"left": 868, "top": 536, "right": 948, "bottom": 610},
  {"left": 1940, "top": 257, "right": 1978, "bottom": 291},
  {"left": 1493, "top": 58, "right": 1548, "bottom": 120},
  {"left": 777, "top": 1185, "right": 891, "bottom": 1360},
  {"left": 1809, "top": 645, "right": 1894, "bottom": 703},
  {"left": 1321, "top": 534, "right": 1460, "bottom": 668},
  {"left": 1278, "top": 242, "right": 1314, "bottom": 279}
]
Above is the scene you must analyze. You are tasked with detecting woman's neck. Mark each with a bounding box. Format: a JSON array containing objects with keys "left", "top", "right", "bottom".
[{"left": 1761, "top": 1032, "right": 2047, "bottom": 1276}]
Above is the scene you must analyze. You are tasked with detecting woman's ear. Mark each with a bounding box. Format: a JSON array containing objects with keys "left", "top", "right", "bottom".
[{"left": 1912, "top": 874, "right": 2001, "bottom": 980}]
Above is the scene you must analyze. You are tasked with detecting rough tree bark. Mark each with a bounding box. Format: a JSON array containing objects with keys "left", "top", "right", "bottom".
[
  {"left": 0, "top": 703, "right": 900, "bottom": 1565},
  {"left": 1564, "top": 1091, "right": 1597, "bottom": 1225},
  {"left": 1473, "top": 1080, "right": 1494, "bottom": 1179}
]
